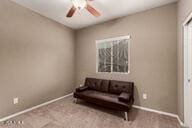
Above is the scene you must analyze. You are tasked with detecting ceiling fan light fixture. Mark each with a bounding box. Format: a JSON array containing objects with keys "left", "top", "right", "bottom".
[
  {"left": 66, "top": 0, "right": 100, "bottom": 18},
  {"left": 72, "top": 0, "right": 87, "bottom": 10}
]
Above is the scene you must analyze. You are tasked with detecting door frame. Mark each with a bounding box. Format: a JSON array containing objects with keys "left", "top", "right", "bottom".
[{"left": 183, "top": 12, "right": 192, "bottom": 127}]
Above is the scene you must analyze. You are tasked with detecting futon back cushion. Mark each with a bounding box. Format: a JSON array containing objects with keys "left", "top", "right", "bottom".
[
  {"left": 84, "top": 78, "right": 102, "bottom": 91},
  {"left": 109, "top": 80, "right": 134, "bottom": 94},
  {"left": 100, "top": 80, "right": 110, "bottom": 92}
]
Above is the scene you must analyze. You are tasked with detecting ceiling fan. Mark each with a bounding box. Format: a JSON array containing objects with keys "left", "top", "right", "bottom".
[{"left": 66, "top": 0, "right": 101, "bottom": 18}]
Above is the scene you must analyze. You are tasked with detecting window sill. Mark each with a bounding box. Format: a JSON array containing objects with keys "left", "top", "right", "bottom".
[{"left": 96, "top": 71, "right": 130, "bottom": 75}]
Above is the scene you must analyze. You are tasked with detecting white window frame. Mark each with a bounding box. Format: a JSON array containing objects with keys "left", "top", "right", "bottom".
[{"left": 96, "top": 35, "right": 131, "bottom": 74}]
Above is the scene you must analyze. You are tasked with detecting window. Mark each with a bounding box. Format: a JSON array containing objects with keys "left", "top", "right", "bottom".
[{"left": 96, "top": 36, "right": 130, "bottom": 74}]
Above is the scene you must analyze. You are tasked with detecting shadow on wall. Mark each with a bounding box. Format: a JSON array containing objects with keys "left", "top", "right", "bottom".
[{"left": 134, "top": 86, "right": 140, "bottom": 106}]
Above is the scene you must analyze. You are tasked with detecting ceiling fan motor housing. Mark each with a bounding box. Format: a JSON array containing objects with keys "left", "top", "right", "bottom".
[
  {"left": 67, "top": 0, "right": 100, "bottom": 18},
  {"left": 72, "top": 0, "right": 87, "bottom": 10}
]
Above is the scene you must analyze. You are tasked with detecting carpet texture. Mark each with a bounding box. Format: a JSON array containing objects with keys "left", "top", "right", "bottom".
[{"left": 0, "top": 96, "right": 181, "bottom": 128}]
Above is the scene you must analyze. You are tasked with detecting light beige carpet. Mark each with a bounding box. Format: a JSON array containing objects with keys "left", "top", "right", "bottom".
[{"left": 0, "top": 96, "right": 181, "bottom": 128}]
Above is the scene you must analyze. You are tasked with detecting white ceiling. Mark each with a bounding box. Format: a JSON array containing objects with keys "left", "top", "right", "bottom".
[{"left": 10, "top": 0, "right": 177, "bottom": 29}]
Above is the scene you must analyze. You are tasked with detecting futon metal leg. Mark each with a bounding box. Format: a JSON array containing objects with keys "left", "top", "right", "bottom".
[
  {"left": 124, "top": 112, "right": 129, "bottom": 121},
  {"left": 74, "top": 98, "right": 78, "bottom": 104}
]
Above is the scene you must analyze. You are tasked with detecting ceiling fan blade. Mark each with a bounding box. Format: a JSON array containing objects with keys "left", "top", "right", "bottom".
[
  {"left": 66, "top": 6, "right": 76, "bottom": 17},
  {"left": 85, "top": 4, "right": 100, "bottom": 17}
]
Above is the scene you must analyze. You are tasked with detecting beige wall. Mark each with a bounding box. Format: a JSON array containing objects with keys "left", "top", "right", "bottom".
[
  {"left": 75, "top": 3, "right": 178, "bottom": 114},
  {"left": 0, "top": 0, "right": 179, "bottom": 119},
  {"left": 0, "top": 0, "right": 75, "bottom": 118},
  {"left": 177, "top": 0, "right": 192, "bottom": 122}
]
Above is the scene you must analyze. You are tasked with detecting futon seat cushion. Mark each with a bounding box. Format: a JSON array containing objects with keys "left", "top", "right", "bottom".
[{"left": 74, "top": 90, "right": 131, "bottom": 111}]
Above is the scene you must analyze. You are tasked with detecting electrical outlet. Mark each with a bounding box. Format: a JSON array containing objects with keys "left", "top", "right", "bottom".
[
  {"left": 13, "top": 98, "right": 19, "bottom": 104},
  {"left": 143, "top": 93, "right": 147, "bottom": 100}
]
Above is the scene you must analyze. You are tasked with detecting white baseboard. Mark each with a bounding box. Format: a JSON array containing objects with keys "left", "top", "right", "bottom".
[
  {"left": 133, "top": 105, "right": 184, "bottom": 127},
  {"left": 0, "top": 93, "right": 73, "bottom": 122},
  {"left": 176, "top": 116, "right": 185, "bottom": 127},
  {"left": 0, "top": 94, "right": 185, "bottom": 127},
  {"left": 133, "top": 105, "right": 177, "bottom": 117}
]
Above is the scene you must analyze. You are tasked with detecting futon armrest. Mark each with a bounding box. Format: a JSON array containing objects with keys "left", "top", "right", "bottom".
[
  {"left": 118, "top": 92, "right": 131, "bottom": 103},
  {"left": 76, "top": 86, "right": 88, "bottom": 92}
]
